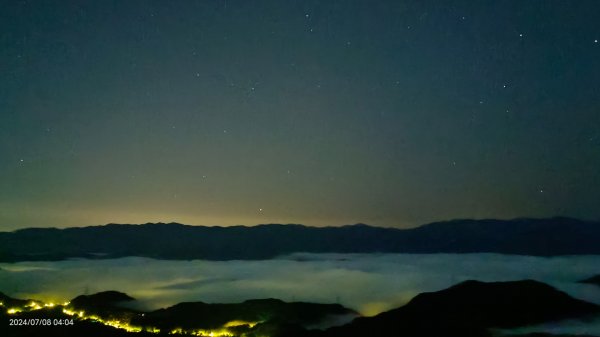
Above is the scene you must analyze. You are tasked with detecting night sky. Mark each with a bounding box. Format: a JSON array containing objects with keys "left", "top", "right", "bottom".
[{"left": 1, "top": 0, "right": 599, "bottom": 230}]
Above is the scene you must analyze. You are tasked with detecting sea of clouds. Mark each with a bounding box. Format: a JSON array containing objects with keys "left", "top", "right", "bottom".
[{"left": 1, "top": 253, "right": 599, "bottom": 333}]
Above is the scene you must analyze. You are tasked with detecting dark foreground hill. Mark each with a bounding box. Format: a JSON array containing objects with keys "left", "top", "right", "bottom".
[
  {"left": 0, "top": 217, "right": 599, "bottom": 262},
  {"left": 132, "top": 299, "right": 358, "bottom": 332},
  {"left": 0, "top": 290, "right": 357, "bottom": 337},
  {"left": 579, "top": 275, "right": 600, "bottom": 286},
  {"left": 318, "top": 280, "right": 600, "bottom": 337},
  {"left": 1, "top": 280, "right": 598, "bottom": 337}
]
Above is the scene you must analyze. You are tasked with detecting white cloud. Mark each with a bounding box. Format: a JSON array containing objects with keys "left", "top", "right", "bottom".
[{"left": 1, "top": 253, "right": 599, "bottom": 319}]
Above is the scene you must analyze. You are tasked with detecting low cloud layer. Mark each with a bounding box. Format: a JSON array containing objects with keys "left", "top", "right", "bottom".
[{"left": 1, "top": 253, "right": 599, "bottom": 323}]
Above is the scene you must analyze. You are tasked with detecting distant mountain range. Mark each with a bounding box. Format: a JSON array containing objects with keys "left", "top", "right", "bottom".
[
  {"left": 1, "top": 280, "right": 599, "bottom": 337},
  {"left": 0, "top": 217, "right": 599, "bottom": 262}
]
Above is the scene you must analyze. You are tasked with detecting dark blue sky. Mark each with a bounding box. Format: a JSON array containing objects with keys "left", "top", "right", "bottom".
[{"left": 1, "top": 0, "right": 599, "bottom": 229}]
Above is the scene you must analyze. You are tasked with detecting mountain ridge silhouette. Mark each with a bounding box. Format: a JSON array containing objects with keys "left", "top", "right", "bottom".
[
  {"left": 0, "top": 217, "right": 598, "bottom": 262},
  {"left": 2, "top": 279, "right": 599, "bottom": 337}
]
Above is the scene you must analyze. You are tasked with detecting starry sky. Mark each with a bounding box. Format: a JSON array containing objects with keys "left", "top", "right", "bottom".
[{"left": 1, "top": 0, "right": 599, "bottom": 230}]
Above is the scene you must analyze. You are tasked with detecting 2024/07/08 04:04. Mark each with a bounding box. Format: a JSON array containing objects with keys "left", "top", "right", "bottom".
[{"left": 9, "top": 318, "right": 74, "bottom": 326}]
